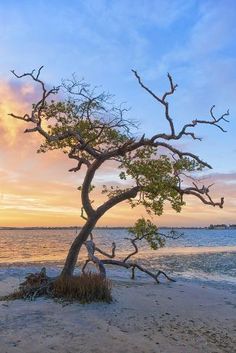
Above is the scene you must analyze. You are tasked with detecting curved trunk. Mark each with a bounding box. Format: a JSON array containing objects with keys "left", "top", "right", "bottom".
[
  {"left": 60, "top": 216, "right": 98, "bottom": 277},
  {"left": 60, "top": 185, "right": 139, "bottom": 278}
]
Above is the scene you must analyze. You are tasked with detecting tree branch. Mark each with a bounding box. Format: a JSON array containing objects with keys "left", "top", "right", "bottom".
[
  {"left": 175, "top": 105, "right": 229, "bottom": 140},
  {"left": 83, "top": 240, "right": 106, "bottom": 277},
  {"left": 82, "top": 238, "right": 175, "bottom": 283},
  {"left": 97, "top": 186, "right": 140, "bottom": 217},
  {"left": 9, "top": 68, "right": 100, "bottom": 160},
  {"left": 68, "top": 145, "right": 91, "bottom": 172},
  {"left": 123, "top": 235, "right": 146, "bottom": 262},
  {"left": 132, "top": 69, "right": 175, "bottom": 135},
  {"left": 175, "top": 183, "right": 224, "bottom": 208},
  {"left": 95, "top": 242, "right": 116, "bottom": 258},
  {"left": 81, "top": 159, "right": 103, "bottom": 217},
  {"left": 132, "top": 70, "right": 229, "bottom": 143}
]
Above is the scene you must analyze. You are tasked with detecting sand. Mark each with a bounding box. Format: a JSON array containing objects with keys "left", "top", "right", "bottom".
[{"left": 0, "top": 276, "right": 235, "bottom": 353}]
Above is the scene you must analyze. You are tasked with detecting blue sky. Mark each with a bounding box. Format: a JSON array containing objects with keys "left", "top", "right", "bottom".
[
  {"left": 1, "top": 0, "right": 235, "bottom": 171},
  {"left": 0, "top": 0, "right": 235, "bottom": 226}
]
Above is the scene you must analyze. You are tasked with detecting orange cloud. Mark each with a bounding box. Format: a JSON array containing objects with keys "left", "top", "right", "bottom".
[{"left": 0, "top": 81, "right": 34, "bottom": 144}]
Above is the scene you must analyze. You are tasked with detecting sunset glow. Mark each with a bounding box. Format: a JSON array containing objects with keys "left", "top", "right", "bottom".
[{"left": 0, "top": 1, "right": 235, "bottom": 227}]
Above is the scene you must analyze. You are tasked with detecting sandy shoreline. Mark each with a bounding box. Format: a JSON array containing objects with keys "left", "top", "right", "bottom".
[{"left": 0, "top": 275, "right": 235, "bottom": 353}]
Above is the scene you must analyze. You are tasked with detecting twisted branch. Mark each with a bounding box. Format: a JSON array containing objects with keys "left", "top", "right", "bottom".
[
  {"left": 177, "top": 183, "right": 224, "bottom": 208},
  {"left": 95, "top": 242, "right": 116, "bottom": 258},
  {"left": 123, "top": 235, "right": 145, "bottom": 262},
  {"left": 132, "top": 70, "right": 229, "bottom": 142},
  {"left": 82, "top": 238, "right": 175, "bottom": 284},
  {"left": 132, "top": 69, "right": 176, "bottom": 135}
]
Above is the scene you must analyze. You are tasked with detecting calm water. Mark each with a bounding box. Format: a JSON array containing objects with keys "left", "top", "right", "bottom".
[{"left": 0, "top": 228, "right": 236, "bottom": 286}]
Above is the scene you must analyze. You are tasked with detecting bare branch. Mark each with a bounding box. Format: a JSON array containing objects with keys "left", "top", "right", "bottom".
[
  {"left": 159, "top": 229, "right": 183, "bottom": 240},
  {"left": 102, "top": 259, "right": 175, "bottom": 283},
  {"left": 82, "top": 238, "right": 175, "bottom": 283},
  {"left": 123, "top": 237, "right": 139, "bottom": 262},
  {"left": 192, "top": 105, "right": 229, "bottom": 133},
  {"left": 176, "top": 183, "right": 224, "bottom": 208},
  {"left": 132, "top": 69, "right": 175, "bottom": 135},
  {"left": 132, "top": 70, "right": 229, "bottom": 144},
  {"left": 68, "top": 145, "right": 91, "bottom": 172},
  {"left": 162, "top": 73, "right": 178, "bottom": 101},
  {"left": 8, "top": 113, "right": 31, "bottom": 122},
  {"left": 175, "top": 105, "right": 229, "bottom": 140},
  {"left": 10, "top": 67, "right": 59, "bottom": 137},
  {"left": 154, "top": 141, "right": 212, "bottom": 169},
  {"left": 123, "top": 235, "right": 146, "bottom": 262},
  {"left": 95, "top": 242, "right": 116, "bottom": 258},
  {"left": 83, "top": 240, "right": 106, "bottom": 277}
]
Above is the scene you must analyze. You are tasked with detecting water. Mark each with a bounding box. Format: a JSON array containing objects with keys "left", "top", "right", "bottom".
[{"left": 0, "top": 228, "right": 236, "bottom": 287}]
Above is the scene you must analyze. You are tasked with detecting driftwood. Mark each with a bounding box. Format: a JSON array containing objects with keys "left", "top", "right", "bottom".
[
  {"left": 82, "top": 235, "right": 175, "bottom": 284},
  {"left": 11, "top": 268, "right": 54, "bottom": 300}
]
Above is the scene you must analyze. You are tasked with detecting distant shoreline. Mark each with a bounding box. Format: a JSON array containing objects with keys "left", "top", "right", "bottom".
[{"left": 0, "top": 226, "right": 209, "bottom": 230}]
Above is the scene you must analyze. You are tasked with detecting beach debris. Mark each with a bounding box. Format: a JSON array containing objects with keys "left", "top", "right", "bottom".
[
  {"left": 0, "top": 269, "right": 112, "bottom": 303},
  {"left": 0, "top": 268, "right": 52, "bottom": 301}
]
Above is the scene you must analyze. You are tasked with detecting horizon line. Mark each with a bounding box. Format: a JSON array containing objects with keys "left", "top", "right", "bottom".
[{"left": 1, "top": 224, "right": 235, "bottom": 230}]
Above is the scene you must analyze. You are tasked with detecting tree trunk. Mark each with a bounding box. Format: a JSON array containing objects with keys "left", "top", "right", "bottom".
[{"left": 60, "top": 216, "right": 98, "bottom": 277}]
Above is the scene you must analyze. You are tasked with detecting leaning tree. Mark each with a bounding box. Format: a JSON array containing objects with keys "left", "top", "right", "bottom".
[{"left": 9, "top": 67, "right": 229, "bottom": 283}]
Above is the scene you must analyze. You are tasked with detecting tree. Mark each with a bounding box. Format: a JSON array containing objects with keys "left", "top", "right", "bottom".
[{"left": 9, "top": 67, "right": 229, "bottom": 284}]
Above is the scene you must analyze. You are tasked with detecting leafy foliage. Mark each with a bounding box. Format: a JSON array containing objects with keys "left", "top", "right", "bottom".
[
  {"left": 22, "top": 74, "right": 212, "bottom": 221},
  {"left": 9, "top": 67, "right": 226, "bottom": 273},
  {"left": 37, "top": 98, "right": 129, "bottom": 156},
  {"left": 35, "top": 89, "right": 207, "bottom": 219},
  {"left": 128, "top": 218, "right": 166, "bottom": 250}
]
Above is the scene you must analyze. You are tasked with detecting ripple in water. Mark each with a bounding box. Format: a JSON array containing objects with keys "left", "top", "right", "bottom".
[{"left": 0, "top": 228, "right": 235, "bottom": 286}]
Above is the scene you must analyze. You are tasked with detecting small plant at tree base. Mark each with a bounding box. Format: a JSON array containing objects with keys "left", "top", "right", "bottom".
[
  {"left": 0, "top": 269, "right": 112, "bottom": 303},
  {"left": 52, "top": 273, "right": 112, "bottom": 303},
  {"left": 7, "top": 67, "right": 228, "bottom": 299}
]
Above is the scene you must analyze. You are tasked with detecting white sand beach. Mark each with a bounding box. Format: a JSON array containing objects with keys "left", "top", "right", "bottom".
[{"left": 0, "top": 276, "right": 235, "bottom": 353}]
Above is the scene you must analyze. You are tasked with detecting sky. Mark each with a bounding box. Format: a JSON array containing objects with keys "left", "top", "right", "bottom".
[{"left": 0, "top": 0, "right": 235, "bottom": 227}]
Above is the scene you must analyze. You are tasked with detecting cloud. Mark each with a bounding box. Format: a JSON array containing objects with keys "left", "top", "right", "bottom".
[
  {"left": 0, "top": 0, "right": 235, "bottom": 226},
  {"left": 0, "top": 80, "right": 36, "bottom": 145}
]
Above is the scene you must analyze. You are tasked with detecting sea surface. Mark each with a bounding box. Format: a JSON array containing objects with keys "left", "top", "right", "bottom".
[{"left": 0, "top": 228, "right": 236, "bottom": 288}]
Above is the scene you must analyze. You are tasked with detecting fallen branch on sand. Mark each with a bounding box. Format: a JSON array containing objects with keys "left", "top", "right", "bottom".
[{"left": 82, "top": 238, "right": 176, "bottom": 284}]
